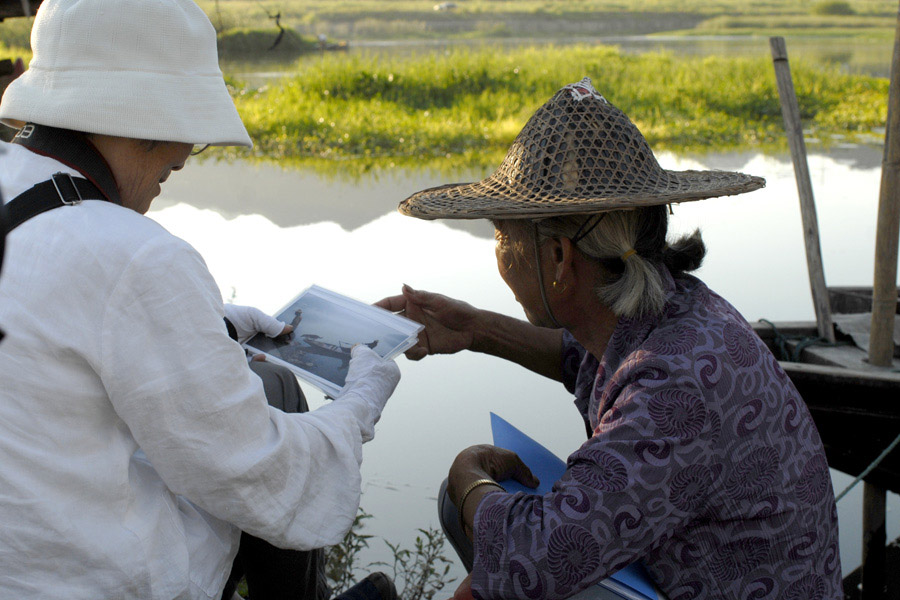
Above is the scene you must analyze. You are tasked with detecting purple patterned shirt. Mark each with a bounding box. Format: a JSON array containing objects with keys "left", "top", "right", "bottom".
[{"left": 471, "top": 270, "right": 841, "bottom": 600}]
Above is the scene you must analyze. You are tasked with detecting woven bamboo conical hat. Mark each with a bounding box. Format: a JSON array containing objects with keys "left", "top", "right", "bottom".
[{"left": 399, "top": 78, "right": 765, "bottom": 220}]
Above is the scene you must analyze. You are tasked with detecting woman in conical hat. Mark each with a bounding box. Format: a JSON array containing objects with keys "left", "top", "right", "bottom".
[{"left": 378, "top": 79, "right": 840, "bottom": 600}]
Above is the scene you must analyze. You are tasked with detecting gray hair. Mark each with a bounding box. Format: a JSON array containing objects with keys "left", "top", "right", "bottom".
[{"left": 496, "top": 206, "right": 705, "bottom": 319}]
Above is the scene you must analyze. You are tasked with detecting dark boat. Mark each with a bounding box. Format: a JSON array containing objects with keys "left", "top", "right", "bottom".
[
  {"left": 751, "top": 288, "right": 900, "bottom": 495},
  {"left": 299, "top": 334, "right": 378, "bottom": 366},
  {"left": 0, "top": 0, "right": 40, "bottom": 21}
]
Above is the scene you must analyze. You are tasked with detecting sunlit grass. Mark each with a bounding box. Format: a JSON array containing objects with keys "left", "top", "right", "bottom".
[
  {"left": 0, "top": 43, "right": 30, "bottom": 64},
  {"left": 194, "top": 0, "right": 898, "bottom": 42},
  {"left": 224, "top": 45, "right": 888, "bottom": 171}
]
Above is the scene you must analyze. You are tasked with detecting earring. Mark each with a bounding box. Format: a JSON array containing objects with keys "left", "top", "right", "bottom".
[{"left": 552, "top": 280, "right": 568, "bottom": 293}]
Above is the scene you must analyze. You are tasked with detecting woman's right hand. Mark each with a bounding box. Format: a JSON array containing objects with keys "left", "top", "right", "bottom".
[{"left": 375, "top": 285, "right": 482, "bottom": 360}]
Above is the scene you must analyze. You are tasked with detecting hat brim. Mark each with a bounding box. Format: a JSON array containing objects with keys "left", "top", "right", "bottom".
[
  {"left": 0, "top": 66, "right": 252, "bottom": 147},
  {"left": 399, "top": 169, "right": 766, "bottom": 220}
]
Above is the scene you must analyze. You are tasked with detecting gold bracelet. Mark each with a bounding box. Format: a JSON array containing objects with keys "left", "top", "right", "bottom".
[{"left": 457, "top": 478, "right": 505, "bottom": 533}]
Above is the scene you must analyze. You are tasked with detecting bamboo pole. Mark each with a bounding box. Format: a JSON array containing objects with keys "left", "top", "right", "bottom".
[
  {"left": 870, "top": 2, "right": 900, "bottom": 368},
  {"left": 860, "top": 3, "right": 900, "bottom": 597},
  {"left": 770, "top": 37, "right": 836, "bottom": 344}
]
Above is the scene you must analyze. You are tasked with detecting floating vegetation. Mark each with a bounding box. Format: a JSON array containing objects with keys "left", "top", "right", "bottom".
[
  {"left": 217, "top": 28, "right": 321, "bottom": 59},
  {"left": 223, "top": 44, "right": 888, "bottom": 171}
]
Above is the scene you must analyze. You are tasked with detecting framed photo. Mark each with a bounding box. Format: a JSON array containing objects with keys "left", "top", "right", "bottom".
[{"left": 244, "top": 285, "right": 422, "bottom": 398}]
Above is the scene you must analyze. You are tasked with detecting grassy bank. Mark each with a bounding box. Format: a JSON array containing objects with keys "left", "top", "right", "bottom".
[
  {"left": 227, "top": 44, "right": 888, "bottom": 170},
  {"left": 195, "top": 0, "right": 898, "bottom": 43}
]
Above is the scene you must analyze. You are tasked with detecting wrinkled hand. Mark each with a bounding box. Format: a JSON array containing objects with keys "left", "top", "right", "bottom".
[
  {"left": 375, "top": 285, "right": 481, "bottom": 360},
  {"left": 341, "top": 345, "right": 401, "bottom": 442},
  {"left": 224, "top": 304, "right": 292, "bottom": 345},
  {"left": 447, "top": 444, "right": 539, "bottom": 504}
]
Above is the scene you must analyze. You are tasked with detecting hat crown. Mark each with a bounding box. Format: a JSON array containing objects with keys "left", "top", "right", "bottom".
[
  {"left": 398, "top": 77, "right": 765, "bottom": 220},
  {"left": 494, "top": 79, "right": 667, "bottom": 200},
  {"left": 0, "top": 0, "right": 252, "bottom": 146},
  {"left": 30, "top": 0, "right": 220, "bottom": 77}
]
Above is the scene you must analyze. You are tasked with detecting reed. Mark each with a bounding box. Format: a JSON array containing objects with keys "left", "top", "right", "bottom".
[{"left": 226, "top": 45, "right": 888, "bottom": 169}]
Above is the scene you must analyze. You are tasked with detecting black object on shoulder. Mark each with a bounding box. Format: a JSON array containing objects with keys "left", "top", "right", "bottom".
[{"left": 4, "top": 124, "right": 121, "bottom": 233}]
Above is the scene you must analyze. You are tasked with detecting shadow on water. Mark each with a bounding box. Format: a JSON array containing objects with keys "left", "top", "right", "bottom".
[
  {"left": 157, "top": 158, "right": 498, "bottom": 237},
  {"left": 156, "top": 144, "right": 884, "bottom": 238}
]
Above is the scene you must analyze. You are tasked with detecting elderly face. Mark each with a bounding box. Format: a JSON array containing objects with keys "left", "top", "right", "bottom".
[
  {"left": 121, "top": 141, "right": 193, "bottom": 214},
  {"left": 90, "top": 135, "right": 193, "bottom": 214},
  {"left": 494, "top": 222, "right": 552, "bottom": 327}
]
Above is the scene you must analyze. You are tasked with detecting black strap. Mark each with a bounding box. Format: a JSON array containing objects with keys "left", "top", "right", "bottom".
[
  {"left": 12, "top": 124, "right": 121, "bottom": 204},
  {"left": 4, "top": 174, "right": 106, "bottom": 233},
  {"left": 3, "top": 124, "right": 122, "bottom": 234}
]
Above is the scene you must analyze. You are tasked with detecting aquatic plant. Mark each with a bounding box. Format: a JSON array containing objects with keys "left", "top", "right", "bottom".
[
  {"left": 324, "top": 509, "right": 455, "bottom": 600},
  {"left": 232, "top": 508, "right": 455, "bottom": 599},
  {"left": 811, "top": 1, "right": 857, "bottom": 16},
  {"left": 225, "top": 44, "right": 889, "bottom": 171},
  {"left": 217, "top": 27, "right": 320, "bottom": 59}
]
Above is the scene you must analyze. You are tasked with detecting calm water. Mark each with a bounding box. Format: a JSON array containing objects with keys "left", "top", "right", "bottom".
[{"left": 151, "top": 144, "right": 898, "bottom": 586}]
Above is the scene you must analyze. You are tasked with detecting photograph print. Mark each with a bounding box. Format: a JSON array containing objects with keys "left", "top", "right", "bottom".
[{"left": 245, "top": 285, "right": 422, "bottom": 397}]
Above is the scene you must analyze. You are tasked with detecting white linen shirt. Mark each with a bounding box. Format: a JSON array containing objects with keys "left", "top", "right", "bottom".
[{"left": 0, "top": 142, "right": 378, "bottom": 599}]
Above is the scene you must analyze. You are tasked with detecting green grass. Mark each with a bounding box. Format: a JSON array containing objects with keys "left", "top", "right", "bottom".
[
  {"left": 0, "top": 43, "right": 31, "bottom": 64},
  {"left": 195, "top": 0, "right": 899, "bottom": 42},
  {"left": 224, "top": 44, "right": 888, "bottom": 171},
  {"left": 691, "top": 14, "right": 896, "bottom": 36},
  {"left": 0, "top": 17, "right": 32, "bottom": 51}
]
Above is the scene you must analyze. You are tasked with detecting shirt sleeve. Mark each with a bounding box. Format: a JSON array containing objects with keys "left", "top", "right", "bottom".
[
  {"left": 97, "top": 235, "right": 374, "bottom": 550},
  {"left": 470, "top": 366, "right": 717, "bottom": 600}
]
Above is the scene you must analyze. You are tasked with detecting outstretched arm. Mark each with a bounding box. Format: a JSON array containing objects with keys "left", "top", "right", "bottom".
[{"left": 376, "top": 285, "right": 565, "bottom": 382}]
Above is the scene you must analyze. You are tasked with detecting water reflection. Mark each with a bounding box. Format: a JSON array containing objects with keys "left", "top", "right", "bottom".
[{"left": 152, "top": 146, "right": 897, "bottom": 583}]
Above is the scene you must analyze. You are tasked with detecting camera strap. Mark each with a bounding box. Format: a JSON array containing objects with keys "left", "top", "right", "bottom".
[{"left": 4, "top": 124, "right": 121, "bottom": 233}]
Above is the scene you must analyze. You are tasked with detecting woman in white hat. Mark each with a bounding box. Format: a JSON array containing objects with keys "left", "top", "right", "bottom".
[
  {"left": 0, "top": 1, "right": 401, "bottom": 599},
  {"left": 379, "top": 79, "right": 841, "bottom": 600}
]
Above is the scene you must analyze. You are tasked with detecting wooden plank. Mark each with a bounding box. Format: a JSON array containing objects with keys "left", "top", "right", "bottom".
[
  {"left": 844, "top": 536, "right": 900, "bottom": 599},
  {"left": 770, "top": 37, "right": 836, "bottom": 343},
  {"left": 862, "top": 483, "right": 888, "bottom": 600},
  {"left": 830, "top": 287, "right": 900, "bottom": 315},
  {"left": 871, "top": 0, "right": 900, "bottom": 367},
  {"left": 751, "top": 320, "right": 818, "bottom": 345}
]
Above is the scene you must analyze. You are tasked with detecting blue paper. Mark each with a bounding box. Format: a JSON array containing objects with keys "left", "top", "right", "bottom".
[
  {"left": 490, "top": 412, "right": 566, "bottom": 495},
  {"left": 610, "top": 562, "right": 658, "bottom": 599},
  {"left": 489, "top": 413, "right": 660, "bottom": 600}
]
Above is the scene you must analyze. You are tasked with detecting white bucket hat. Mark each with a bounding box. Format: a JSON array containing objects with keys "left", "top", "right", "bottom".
[{"left": 0, "top": 0, "right": 252, "bottom": 147}]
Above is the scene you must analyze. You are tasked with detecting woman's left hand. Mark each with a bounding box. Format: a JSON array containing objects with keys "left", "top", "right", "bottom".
[
  {"left": 448, "top": 444, "right": 539, "bottom": 502},
  {"left": 223, "top": 303, "right": 292, "bottom": 344}
]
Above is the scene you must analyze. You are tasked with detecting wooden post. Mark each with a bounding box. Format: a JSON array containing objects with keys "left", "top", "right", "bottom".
[
  {"left": 862, "top": 483, "right": 888, "bottom": 600},
  {"left": 770, "top": 37, "right": 836, "bottom": 344},
  {"left": 870, "top": 1, "right": 900, "bottom": 369}
]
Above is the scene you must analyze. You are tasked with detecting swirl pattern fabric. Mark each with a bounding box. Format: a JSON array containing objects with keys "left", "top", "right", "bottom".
[{"left": 471, "top": 270, "right": 840, "bottom": 600}]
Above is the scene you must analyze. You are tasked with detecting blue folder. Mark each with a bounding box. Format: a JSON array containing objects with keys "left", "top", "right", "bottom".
[{"left": 490, "top": 413, "right": 663, "bottom": 600}]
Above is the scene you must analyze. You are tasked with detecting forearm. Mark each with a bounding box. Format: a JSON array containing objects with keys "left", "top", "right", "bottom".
[{"left": 471, "top": 309, "right": 564, "bottom": 381}]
